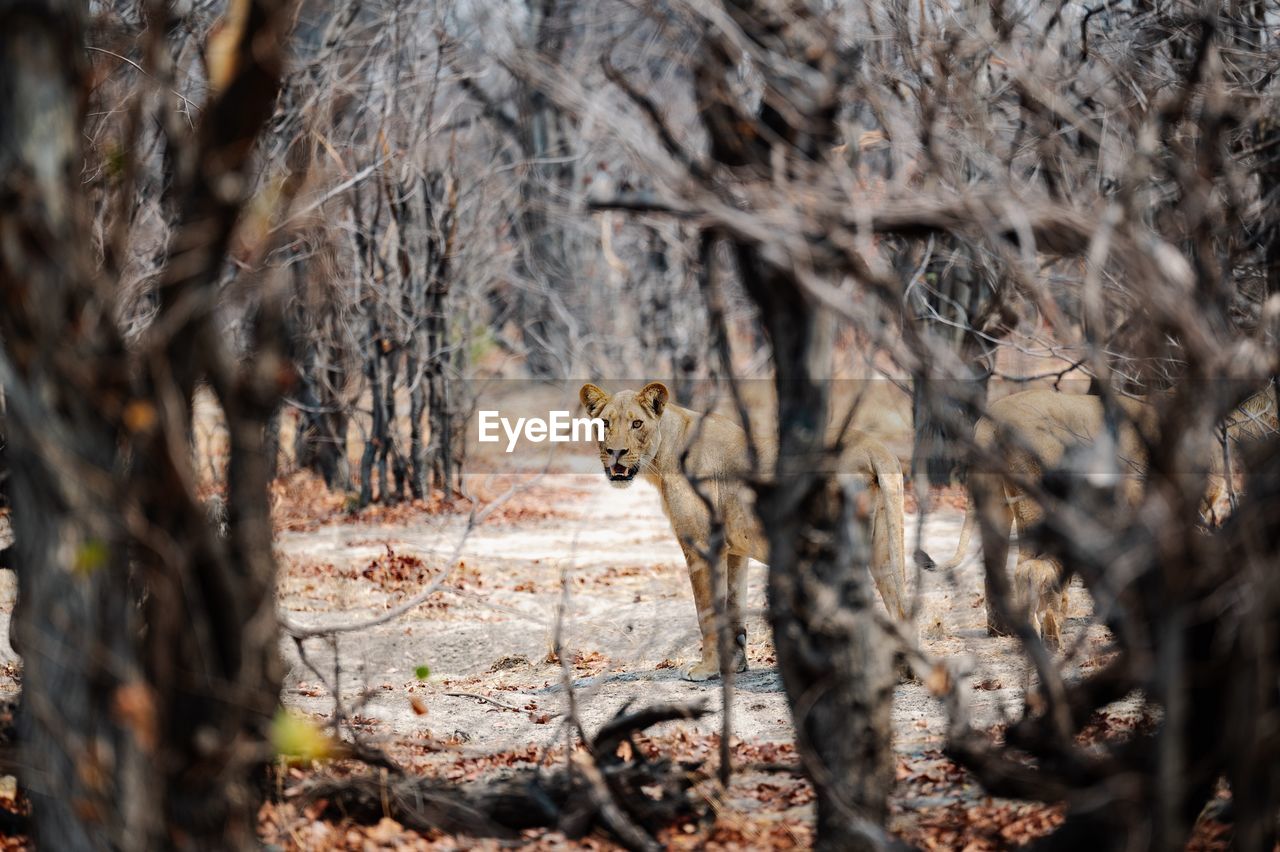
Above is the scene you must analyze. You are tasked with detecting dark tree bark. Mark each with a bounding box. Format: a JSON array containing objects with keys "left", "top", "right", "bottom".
[
  {"left": 1255, "top": 91, "right": 1280, "bottom": 304},
  {"left": 0, "top": 0, "right": 292, "bottom": 845},
  {"left": 638, "top": 227, "right": 703, "bottom": 404},
  {"left": 264, "top": 404, "right": 283, "bottom": 480},
  {"left": 407, "top": 348, "right": 428, "bottom": 499},
  {"left": 398, "top": 173, "right": 429, "bottom": 501},
  {"left": 380, "top": 165, "right": 461, "bottom": 503},
  {"left": 514, "top": 0, "right": 578, "bottom": 379},
  {"left": 290, "top": 271, "right": 355, "bottom": 490},
  {"left": 951, "top": 435, "right": 1280, "bottom": 852},
  {"left": 382, "top": 338, "right": 403, "bottom": 503},
  {"left": 905, "top": 239, "right": 997, "bottom": 485},
  {"left": 740, "top": 251, "right": 896, "bottom": 851},
  {"left": 422, "top": 172, "right": 460, "bottom": 497},
  {"left": 0, "top": 413, "right": 7, "bottom": 511},
  {"left": 0, "top": 4, "right": 148, "bottom": 845},
  {"left": 689, "top": 4, "right": 898, "bottom": 846},
  {"left": 351, "top": 179, "right": 402, "bottom": 508},
  {"left": 293, "top": 374, "right": 352, "bottom": 489}
]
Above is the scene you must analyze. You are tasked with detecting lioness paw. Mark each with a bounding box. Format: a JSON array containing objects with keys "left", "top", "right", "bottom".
[
  {"left": 682, "top": 653, "right": 748, "bottom": 681},
  {"left": 683, "top": 657, "right": 721, "bottom": 681}
]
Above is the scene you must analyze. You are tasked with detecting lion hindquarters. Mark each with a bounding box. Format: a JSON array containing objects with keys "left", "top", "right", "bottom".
[{"left": 1013, "top": 557, "right": 1067, "bottom": 648}]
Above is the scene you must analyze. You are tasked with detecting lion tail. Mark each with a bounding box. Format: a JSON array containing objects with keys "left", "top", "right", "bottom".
[
  {"left": 868, "top": 453, "right": 910, "bottom": 622},
  {"left": 929, "top": 495, "right": 977, "bottom": 572}
]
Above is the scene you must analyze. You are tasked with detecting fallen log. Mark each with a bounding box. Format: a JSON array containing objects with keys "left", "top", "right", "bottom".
[{"left": 288, "top": 701, "right": 708, "bottom": 850}]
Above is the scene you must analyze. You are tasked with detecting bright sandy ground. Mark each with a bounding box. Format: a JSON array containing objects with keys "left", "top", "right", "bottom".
[
  {"left": 0, "top": 471, "right": 1135, "bottom": 846},
  {"left": 273, "top": 472, "right": 1115, "bottom": 766}
]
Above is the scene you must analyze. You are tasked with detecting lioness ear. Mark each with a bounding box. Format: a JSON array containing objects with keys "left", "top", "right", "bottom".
[
  {"left": 638, "top": 382, "right": 669, "bottom": 417},
  {"left": 580, "top": 383, "right": 610, "bottom": 417}
]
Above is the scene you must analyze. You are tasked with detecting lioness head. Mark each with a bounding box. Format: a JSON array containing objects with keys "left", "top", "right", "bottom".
[{"left": 579, "top": 382, "right": 669, "bottom": 488}]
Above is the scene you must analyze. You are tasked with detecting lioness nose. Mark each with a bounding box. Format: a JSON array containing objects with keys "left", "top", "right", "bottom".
[{"left": 606, "top": 448, "right": 625, "bottom": 462}]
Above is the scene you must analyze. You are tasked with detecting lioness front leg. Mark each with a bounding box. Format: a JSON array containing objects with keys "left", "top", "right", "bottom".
[
  {"left": 680, "top": 546, "right": 746, "bottom": 681},
  {"left": 726, "top": 553, "right": 749, "bottom": 672},
  {"left": 682, "top": 546, "right": 719, "bottom": 681}
]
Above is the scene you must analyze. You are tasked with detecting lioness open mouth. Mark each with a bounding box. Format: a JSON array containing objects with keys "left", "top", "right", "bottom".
[{"left": 607, "top": 464, "right": 639, "bottom": 482}]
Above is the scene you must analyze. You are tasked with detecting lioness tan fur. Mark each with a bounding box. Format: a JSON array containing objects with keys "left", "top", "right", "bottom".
[
  {"left": 940, "top": 387, "right": 1276, "bottom": 645},
  {"left": 580, "top": 381, "right": 911, "bottom": 681},
  {"left": 935, "top": 390, "right": 1152, "bottom": 643}
]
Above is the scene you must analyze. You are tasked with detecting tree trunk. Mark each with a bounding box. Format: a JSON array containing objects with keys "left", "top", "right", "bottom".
[
  {"left": 684, "top": 2, "right": 898, "bottom": 843},
  {"left": 905, "top": 239, "right": 994, "bottom": 486},
  {"left": 0, "top": 411, "right": 8, "bottom": 512},
  {"left": 0, "top": 6, "right": 153, "bottom": 845},
  {"left": 0, "top": 0, "right": 290, "bottom": 846},
  {"left": 423, "top": 172, "right": 459, "bottom": 496},
  {"left": 514, "top": 0, "right": 577, "bottom": 379},
  {"left": 359, "top": 317, "right": 385, "bottom": 507},
  {"left": 739, "top": 250, "right": 896, "bottom": 851},
  {"left": 408, "top": 353, "right": 428, "bottom": 499},
  {"left": 264, "top": 404, "right": 282, "bottom": 480},
  {"left": 293, "top": 378, "right": 351, "bottom": 489},
  {"left": 381, "top": 341, "right": 401, "bottom": 504},
  {"left": 290, "top": 257, "right": 353, "bottom": 491}
]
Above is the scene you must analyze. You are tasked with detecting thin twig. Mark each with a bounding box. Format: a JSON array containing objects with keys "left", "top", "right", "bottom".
[{"left": 443, "top": 692, "right": 527, "bottom": 713}]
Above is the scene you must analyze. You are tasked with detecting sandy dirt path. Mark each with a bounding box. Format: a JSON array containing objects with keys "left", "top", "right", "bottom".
[
  {"left": 0, "top": 477, "right": 1123, "bottom": 845},
  {"left": 276, "top": 473, "right": 1113, "bottom": 769}
]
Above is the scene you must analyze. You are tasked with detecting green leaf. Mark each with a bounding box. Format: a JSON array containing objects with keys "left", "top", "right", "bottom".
[
  {"left": 74, "top": 540, "right": 109, "bottom": 576},
  {"left": 270, "top": 708, "right": 334, "bottom": 765},
  {"left": 105, "top": 145, "right": 126, "bottom": 179},
  {"left": 414, "top": 665, "right": 431, "bottom": 681}
]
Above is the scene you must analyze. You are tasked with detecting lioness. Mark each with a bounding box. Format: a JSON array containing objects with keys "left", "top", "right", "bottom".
[
  {"left": 937, "top": 387, "right": 1276, "bottom": 644},
  {"left": 935, "top": 389, "right": 1154, "bottom": 643},
  {"left": 580, "top": 381, "right": 911, "bottom": 681}
]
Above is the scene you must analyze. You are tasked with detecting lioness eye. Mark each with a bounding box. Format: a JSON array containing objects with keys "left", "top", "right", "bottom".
[{"left": 631, "top": 419, "right": 643, "bottom": 429}]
